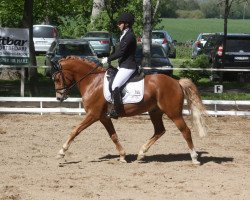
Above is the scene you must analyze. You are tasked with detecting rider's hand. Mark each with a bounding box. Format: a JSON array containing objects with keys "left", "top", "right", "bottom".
[{"left": 101, "top": 57, "right": 108, "bottom": 64}]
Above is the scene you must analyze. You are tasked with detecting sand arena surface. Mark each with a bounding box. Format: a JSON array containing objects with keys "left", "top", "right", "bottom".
[{"left": 0, "top": 114, "right": 249, "bottom": 200}]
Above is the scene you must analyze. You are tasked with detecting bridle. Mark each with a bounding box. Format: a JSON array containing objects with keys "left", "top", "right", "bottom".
[{"left": 52, "top": 64, "right": 99, "bottom": 101}]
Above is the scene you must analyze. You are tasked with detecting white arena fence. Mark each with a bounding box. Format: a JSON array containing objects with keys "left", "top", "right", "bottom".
[
  {"left": 144, "top": 67, "right": 250, "bottom": 72},
  {"left": 0, "top": 97, "right": 249, "bottom": 116}
]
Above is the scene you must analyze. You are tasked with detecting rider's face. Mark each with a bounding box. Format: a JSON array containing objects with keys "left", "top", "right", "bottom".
[{"left": 117, "top": 22, "right": 125, "bottom": 31}]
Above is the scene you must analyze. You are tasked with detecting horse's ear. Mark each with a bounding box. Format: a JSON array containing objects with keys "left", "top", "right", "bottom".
[
  {"left": 51, "top": 59, "right": 61, "bottom": 71},
  {"left": 50, "top": 59, "right": 62, "bottom": 77}
]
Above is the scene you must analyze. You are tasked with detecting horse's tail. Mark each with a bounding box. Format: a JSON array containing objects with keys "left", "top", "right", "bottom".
[{"left": 179, "top": 78, "right": 207, "bottom": 137}]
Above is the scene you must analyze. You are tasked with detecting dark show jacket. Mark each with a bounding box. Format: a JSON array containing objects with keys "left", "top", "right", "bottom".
[{"left": 108, "top": 28, "right": 137, "bottom": 69}]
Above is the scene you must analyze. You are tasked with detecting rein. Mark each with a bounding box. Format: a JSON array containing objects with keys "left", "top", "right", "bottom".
[{"left": 53, "top": 65, "right": 100, "bottom": 97}]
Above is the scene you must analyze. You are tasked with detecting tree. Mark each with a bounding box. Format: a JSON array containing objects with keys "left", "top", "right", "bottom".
[
  {"left": 0, "top": 0, "right": 24, "bottom": 27},
  {"left": 158, "top": 0, "right": 178, "bottom": 18},
  {"left": 22, "top": 0, "right": 39, "bottom": 96},
  {"left": 218, "top": 0, "right": 249, "bottom": 51},
  {"left": 142, "top": 0, "right": 152, "bottom": 67},
  {"left": 141, "top": 0, "right": 161, "bottom": 67},
  {"left": 200, "top": 0, "right": 221, "bottom": 18},
  {"left": 176, "top": 0, "right": 200, "bottom": 10},
  {"left": 57, "top": 1, "right": 93, "bottom": 38},
  {"left": 89, "top": 0, "right": 143, "bottom": 36},
  {"left": 91, "top": 0, "right": 105, "bottom": 22}
]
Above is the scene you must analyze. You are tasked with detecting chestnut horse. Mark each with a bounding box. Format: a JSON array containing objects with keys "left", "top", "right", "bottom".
[{"left": 52, "top": 56, "right": 207, "bottom": 165}]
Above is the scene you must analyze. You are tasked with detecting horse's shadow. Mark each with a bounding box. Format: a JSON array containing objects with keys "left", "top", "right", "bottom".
[{"left": 97, "top": 151, "right": 234, "bottom": 165}]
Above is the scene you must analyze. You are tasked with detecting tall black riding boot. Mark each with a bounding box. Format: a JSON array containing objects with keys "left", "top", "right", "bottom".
[{"left": 107, "top": 87, "right": 122, "bottom": 119}]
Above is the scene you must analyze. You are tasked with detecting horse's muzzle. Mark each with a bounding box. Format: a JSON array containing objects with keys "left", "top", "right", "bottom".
[
  {"left": 56, "top": 96, "right": 68, "bottom": 102},
  {"left": 56, "top": 91, "right": 68, "bottom": 102}
]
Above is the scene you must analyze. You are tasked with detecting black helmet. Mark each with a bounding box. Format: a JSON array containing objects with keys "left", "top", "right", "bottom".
[{"left": 117, "top": 12, "right": 135, "bottom": 26}]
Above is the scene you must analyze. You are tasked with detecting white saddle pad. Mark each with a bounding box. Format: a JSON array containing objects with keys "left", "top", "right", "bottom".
[{"left": 103, "top": 72, "right": 144, "bottom": 104}]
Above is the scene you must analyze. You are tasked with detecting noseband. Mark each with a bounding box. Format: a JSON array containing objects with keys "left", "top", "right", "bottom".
[
  {"left": 52, "top": 64, "right": 99, "bottom": 100},
  {"left": 52, "top": 70, "right": 70, "bottom": 100}
]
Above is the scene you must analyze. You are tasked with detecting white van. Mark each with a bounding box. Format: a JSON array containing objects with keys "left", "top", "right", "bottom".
[{"left": 33, "top": 24, "right": 58, "bottom": 54}]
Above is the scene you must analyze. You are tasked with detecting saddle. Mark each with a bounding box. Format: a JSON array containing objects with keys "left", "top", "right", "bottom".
[
  {"left": 103, "top": 65, "right": 144, "bottom": 104},
  {"left": 104, "top": 65, "right": 171, "bottom": 104},
  {"left": 106, "top": 65, "right": 144, "bottom": 97}
]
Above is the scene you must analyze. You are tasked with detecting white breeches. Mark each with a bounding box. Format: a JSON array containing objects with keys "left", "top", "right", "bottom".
[{"left": 112, "top": 68, "right": 136, "bottom": 91}]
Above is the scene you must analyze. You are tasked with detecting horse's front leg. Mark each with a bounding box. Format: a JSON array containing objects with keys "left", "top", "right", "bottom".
[
  {"left": 57, "top": 113, "right": 97, "bottom": 158},
  {"left": 100, "top": 116, "right": 126, "bottom": 163}
]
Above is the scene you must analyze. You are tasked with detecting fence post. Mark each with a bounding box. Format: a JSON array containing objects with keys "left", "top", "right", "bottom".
[
  {"left": 40, "top": 100, "right": 43, "bottom": 115},
  {"left": 215, "top": 103, "right": 217, "bottom": 117},
  {"left": 79, "top": 102, "right": 81, "bottom": 116},
  {"left": 20, "top": 67, "right": 25, "bottom": 97}
]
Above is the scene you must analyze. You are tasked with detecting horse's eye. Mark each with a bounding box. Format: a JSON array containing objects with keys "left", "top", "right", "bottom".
[{"left": 52, "top": 76, "right": 58, "bottom": 82}]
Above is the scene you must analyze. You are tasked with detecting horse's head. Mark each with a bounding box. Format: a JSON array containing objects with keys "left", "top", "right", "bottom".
[
  {"left": 51, "top": 60, "right": 74, "bottom": 102},
  {"left": 51, "top": 56, "right": 104, "bottom": 102}
]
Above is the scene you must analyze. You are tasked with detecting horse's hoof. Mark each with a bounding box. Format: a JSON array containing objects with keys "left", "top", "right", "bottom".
[
  {"left": 192, "top": 159, "right": 201, "bottom": 165},
  {"left": 137, "top": 154, "right": 145, "bottom": 161},
  {"left": 119, "top": 157, "right": 127, "bottom": 163},
  {"left": 56, "top": 153, "right": 65, "bottom": 159}
]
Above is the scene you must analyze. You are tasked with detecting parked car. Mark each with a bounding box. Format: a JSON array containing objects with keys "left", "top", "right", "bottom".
[
  {"left": 135, "top": 43, "right": 173, "bottom": 76},
  {"left": 191, "top": 33, "right": 220, "bottom": 58},
  {"left": 33, "top": 24, "right": 58, "bottom": 54},
  {"left": 209, "top": 33, "right": 250, "bottom": 81},
  {"left": 151, "top": 30, "right": 177, "bottom": 58},
  {"left": 199, "top": 33, "right": 224, "bottom": 61},
  {"left": 45, "top": 39, "right": 101, "bottom": 76},
  {"left": 81, "top": 31, "right": 116, "bottom": 57}
]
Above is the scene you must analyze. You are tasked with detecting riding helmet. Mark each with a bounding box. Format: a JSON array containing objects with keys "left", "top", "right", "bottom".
[{"left": 117, "top": 12, "right": 135, "bottom": 26}]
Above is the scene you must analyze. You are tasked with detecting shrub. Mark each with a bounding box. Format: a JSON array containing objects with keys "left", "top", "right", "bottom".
[
  {"left": 176, "top": 45, "right": 192, "bottom": 59},
  {"left": 176, "top": 10, "right": 204, "bottom": 19},
  {"left": 179, "top": 55, "right": 211, "bottom": 83}
]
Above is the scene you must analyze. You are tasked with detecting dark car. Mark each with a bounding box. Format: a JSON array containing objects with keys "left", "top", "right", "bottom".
[
  {"left": 135, "top": 43, "right": 173, "bottom": 76},
  {"left": 45, "top": 39, "right": 101, "bottom": 76},
  {"left": 192, "top": 32, "right": 223, "bottom": 59},
  {"left": 209, "top": 34, "right": 250, "bottom": 81},
  {"left": 198, "top": 33, "right": 224, "bottom": 61}
]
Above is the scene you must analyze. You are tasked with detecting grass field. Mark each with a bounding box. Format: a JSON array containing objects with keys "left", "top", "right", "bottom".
[{"left": 156, "top": 18, "right": 250, "bottom": 43}]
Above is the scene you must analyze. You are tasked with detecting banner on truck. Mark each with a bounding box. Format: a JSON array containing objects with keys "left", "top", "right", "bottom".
[{"left": 0, "top": 28, "right": 29, "bottom": 65}]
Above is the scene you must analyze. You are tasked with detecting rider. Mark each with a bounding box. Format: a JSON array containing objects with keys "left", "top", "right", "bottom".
[{"left": 102, "top": 12, "right": 137, "bottom": 119}]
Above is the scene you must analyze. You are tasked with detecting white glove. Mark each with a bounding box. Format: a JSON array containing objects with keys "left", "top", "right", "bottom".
[{"left": 101, "top": 57, "right": 108, "bottom": 64}]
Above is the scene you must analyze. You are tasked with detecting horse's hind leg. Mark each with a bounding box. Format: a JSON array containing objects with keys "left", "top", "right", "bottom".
[
  {"left": 100, "top": 116, "right": 126, "bottom": 163},
  {"left": 57, "top": 113, "right": 97, "bottom": 158},
  {"left": 171, "top": 116, "right": 200, "bottom": 165},
  {"left": 137, "top": 109, "right": 166, "bottom": 161}
]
